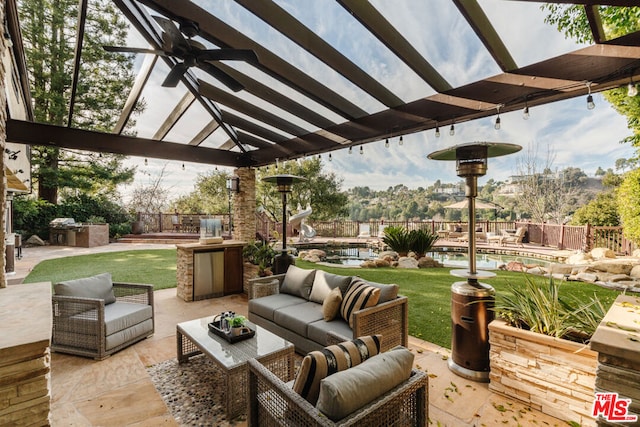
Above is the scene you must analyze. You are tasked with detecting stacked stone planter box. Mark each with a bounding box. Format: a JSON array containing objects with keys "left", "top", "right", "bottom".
[{"left": 489, "top": 319, "right": 597, "bottom": 426}]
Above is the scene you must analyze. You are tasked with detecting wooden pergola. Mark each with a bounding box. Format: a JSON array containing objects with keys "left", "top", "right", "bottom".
[{"left": 5, "top": 0, "right": 640, "bottom": 169}]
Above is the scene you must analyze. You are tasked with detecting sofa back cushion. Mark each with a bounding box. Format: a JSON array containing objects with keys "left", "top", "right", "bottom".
[
  {"left": 54, "top": 273, "right": 116, "bottom": 305},
  {"left": 340, "top": 279, "right": 380, "bottom": 327},
  {"left": 353, "top": 277, "right": 399, "bottom": 304},
  {"left": 309, "top": 270, "right": 352, "bottom": 304},
  {"left": 315, "top": 346, "right": 414, "bottom": 421},
  {"left": 280, "top": 265, "right": 316, "bottom": 299},
  {"left": 292, "top": 335, "right": 381, "bottom": 405}
]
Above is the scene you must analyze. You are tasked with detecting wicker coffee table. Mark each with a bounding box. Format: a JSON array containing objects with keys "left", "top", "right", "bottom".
[{"left": 176, "top": 316, "right": 294, "bottom": 420}]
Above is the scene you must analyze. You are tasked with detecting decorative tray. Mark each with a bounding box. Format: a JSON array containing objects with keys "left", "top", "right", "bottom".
[{"left": 208, "top": 320, "right": 256, "bottom": 343}]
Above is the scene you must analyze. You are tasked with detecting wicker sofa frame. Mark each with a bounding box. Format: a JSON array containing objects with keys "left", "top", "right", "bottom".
[
  {"left": 52, "top": 282, "right": 154, "bottom": 360},
  {"left": 247, "top": 357, "right": 428, "bottom": 426},
  {"left": 248, "top": 273, "right": 408, "bottom": 353}
]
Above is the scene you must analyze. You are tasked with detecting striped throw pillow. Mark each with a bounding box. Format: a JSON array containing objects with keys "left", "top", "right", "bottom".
[
  {"left": 340, "top": 279, "right": 381, "bottom": 327},
  {"left": 292, "top": 335, "right": 381, "bottom": 405}
]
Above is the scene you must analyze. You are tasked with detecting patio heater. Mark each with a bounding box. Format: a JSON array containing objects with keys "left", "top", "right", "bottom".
[
  {"left": 428, "top": 142, "right": 521, "bottom": 382},
  {"left": 263, "top": 174, "right": 306, "bottom": 274}
]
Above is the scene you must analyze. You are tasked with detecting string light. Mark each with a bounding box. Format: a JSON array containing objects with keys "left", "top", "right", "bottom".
[
  {"left": 182, "top": 163, "right": 185, "bottom": 170},
  {"left": 586, "top": 82, "right": 595, "bottom": 110},
  {"left": 385, "top": 138, "right": 389, "bottom": 148},
  {"left": 523, "top": 103, "right": 530, "bottom": 120},
  {"left": 398, "top": 135, "right": 403, "bottom": 146},
  {"left": 144, "top": 158, "right": 148, "bottom": 166},
  {"left": 349, "top": 146, "right": 352, "bottom": 154},
  {"left": 628, "top": 77, "right": 638, "bottom": 97},
  {"left": 449, "top": 122, "right": 455, "bottom": 136},
  {"left": 435, "top": 123, "right": 440, "bottom": 138},
  {"left": 494, "top": 104, "right": 502, "bottom": 130},
  {"left": 328, "top": 153, "right": 332, "bottom": 162},
  {"left": 360, "top": 146, "right": 364, "bottom": 155}
]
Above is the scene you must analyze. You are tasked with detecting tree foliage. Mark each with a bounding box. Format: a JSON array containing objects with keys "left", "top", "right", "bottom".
[
  {"left": 617, "top": 168, "right": 640, "bottom": 244},
  {"left": 126, "top": 165, "right": 172, "bottom": 214},
  {"left": 19, "top": 0, "right": 141, "bottom": 203},
  {"left": 171, "top": 169, "right": 230, "bottom": 214},
  {"left": 570, "top": 192, "right": 619, "bottom": 226},
  {"left": 256, "top": 158, "right": 349, "bottom": 221}
]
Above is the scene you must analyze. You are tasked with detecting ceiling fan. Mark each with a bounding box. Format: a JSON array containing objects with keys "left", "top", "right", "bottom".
[{"left": 104, "top": 16, "right": 258, "bottom": 91}]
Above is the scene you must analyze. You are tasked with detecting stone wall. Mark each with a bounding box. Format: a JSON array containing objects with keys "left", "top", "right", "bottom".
[
  {"left": 176, "top": 246, "right": 194, "bottom": 302},
  {"left": 0, "top": 282, "right": 52, "bottom": 425},
  {"left": 489, "top": 319, "right": 597, "bottom": 426},
  {"left": 232, "top": 167, "right": 255, "bottom": 243},
  {"left": 590, "top": 295, "right": 640, "bottom": 425}
]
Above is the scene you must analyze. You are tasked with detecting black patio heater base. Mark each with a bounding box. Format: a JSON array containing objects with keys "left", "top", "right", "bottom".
[
  {"left": 273, "top": 251, "right": 295, "bottom": 275},
  {"left": 429, "top": 142, "right": 521, "bottom": 382}
]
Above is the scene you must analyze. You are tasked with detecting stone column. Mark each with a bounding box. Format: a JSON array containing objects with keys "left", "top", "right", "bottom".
[
  {"left": 0, "top": 0, "right": 7, "bottom": 289},
  {"left": 232, "top": 167, "right": 255, "bottom": 243}
]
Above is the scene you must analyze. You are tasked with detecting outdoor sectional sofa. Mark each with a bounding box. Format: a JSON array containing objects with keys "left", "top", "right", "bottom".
[{"left": 248, "top": 265, "right": 408, "bottom": 354}]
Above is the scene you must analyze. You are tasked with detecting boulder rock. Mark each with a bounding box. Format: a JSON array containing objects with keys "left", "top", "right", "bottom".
[
  {"left": 303, "top": 254, "right": 321, "bottom": 263},
  {"left": 548, "top": 263, "right": 574, "bottom": 275},
  {"left": 608, "top": 274, "right": 633, "bottom": 283},
  {"left": 374, "top": 258, "right": 391, "bottom": 268},
  {"left": 630, "top": 265, "right": 640, "bottom": 278},
  {"left": 26, "top": 235, "right": 45, "bottom": 246},
  {"left": 397, "top": 256, "right": 419, "bottom": 269},
  {"left": 379, "top": 251, "right": 399, "bottom": 260},
  {"left": 417, "top": 256, "right": 443, "bottom": 268},
  {"left": 308, "top": 249, "right": 326, "bottom": 258},
  {"left": 590, "top": 247, "right": 616, "bottom": 259},
  {"left": 525, "top": 266, "right": 547, "bottom": 275},
  {"left": 360, "top": 260, "right": 377, "bottom": 268},
  {"left": 576, "top": 272, "right": 598, "bottom": 282},
  {"left": 566, "top": 252, "right": 592, "bottom": 265},
  {"left": 505, "top": 261, "right": 525, "bottom": 272},
  {"left": 590, "top": 261, "right": 634, "bottom": 275}
]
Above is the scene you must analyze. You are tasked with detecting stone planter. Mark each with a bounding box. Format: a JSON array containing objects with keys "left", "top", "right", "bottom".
[{"left": 489, "top": 319, "right": 597, "bottom": 426}]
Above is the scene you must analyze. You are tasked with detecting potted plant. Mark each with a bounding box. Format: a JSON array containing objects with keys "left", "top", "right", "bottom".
[
  {"left": 229, "top": 315, "right": 249, "bottom": 337},
  {"left": 408, "top": 228, "right": 438, "bottom": 258},
  {"left": 489, "top": 275, "right": 607, "bottom": 426},
  {"left": 243, "top": 240, "right": 276, "bottom": 277}
]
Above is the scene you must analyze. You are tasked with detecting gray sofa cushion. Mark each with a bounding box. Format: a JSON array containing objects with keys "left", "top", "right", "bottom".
[
  {"left": 54, "top": 273, "right": 116, "bottom": 304},
  {"left": 307, "top": 318, "right": 353, "bottom": 346},
  {"left": 104, "top": 303, "right": 153, "bottom": 335},
  {"left": 352, "top": 277, "right": 399, "bottom": 304},
  {"left": 280, "top": 265, "right": 316, "bottom": 299},
  {"left": 309, "top": 270, "right": 352, "bottom": 304},
  {"left": 248, "top": 294, "right": 305, "bottom": 322},
  {"left": 273, "top": 302, "right": 324, "bottom": 337},
  {"left": 106, "top": 318, "right": 153, "bottom": 350}
]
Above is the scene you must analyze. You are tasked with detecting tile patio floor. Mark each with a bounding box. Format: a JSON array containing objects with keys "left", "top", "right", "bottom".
[{"left": 12, "top": 243, "right": 569, "bottom": 426}]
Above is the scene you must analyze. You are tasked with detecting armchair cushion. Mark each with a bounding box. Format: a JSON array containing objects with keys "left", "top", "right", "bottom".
[
  {"left": 54, "top": 272, "right": 116, "bottom": 305},
  {"left": 309, "top": 270, "right": 351, "bottom": 304},
  {"left": 340, "top": 279, "right": 380, "bottom": 327},
  {"left": 293, "top": 335, "right": 381, "bottom": 405},
  {"left": 280, "top": 265, "right": 316, "bottom": 299},
  {"left": 322, "top": 287, "right": 343, "bottom": 321},
  {"left": 316, "top": 346, "right": 414, "bottom": 421}
]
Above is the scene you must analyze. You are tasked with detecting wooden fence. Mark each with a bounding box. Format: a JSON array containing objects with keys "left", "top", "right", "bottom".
[{"left": 139, "top": 212, "right": 637, "bottom": 255}]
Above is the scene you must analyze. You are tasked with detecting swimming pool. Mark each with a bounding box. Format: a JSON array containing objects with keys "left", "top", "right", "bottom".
[{"left": 305, "top": 246, "right": 549, "bottom": 269}]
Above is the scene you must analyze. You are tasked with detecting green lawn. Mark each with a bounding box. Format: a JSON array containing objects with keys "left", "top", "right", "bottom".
[
  {"left": 25, "top": 250, "right": 622, "bottom": 349},
  {"left": 24, "top": 249, "right": 177, "bottom": 289}
]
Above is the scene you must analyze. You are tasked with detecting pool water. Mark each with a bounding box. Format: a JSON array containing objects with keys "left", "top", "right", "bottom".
[{"left": 316, "top": 247, "right": 547, "bottom": 269}]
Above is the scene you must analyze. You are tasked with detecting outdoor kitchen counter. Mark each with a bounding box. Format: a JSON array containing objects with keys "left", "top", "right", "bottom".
[{"left": 176, "top": 241, "right": 246, "bottom": 302}]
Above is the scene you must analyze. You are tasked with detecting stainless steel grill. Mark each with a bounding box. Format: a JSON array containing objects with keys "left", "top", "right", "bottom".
[{"left": 49, "top": 218, "right": 83, "bottom": 245}]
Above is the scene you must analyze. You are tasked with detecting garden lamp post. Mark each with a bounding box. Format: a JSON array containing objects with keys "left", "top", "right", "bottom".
[
  {"left": 263, "top": 174, "right": 306, "bottom": 274},
  {"left": 428, "top": 142, "right": 521, "bottom": 382},
  {"left": 226, "top": 175, "right": 240, "bottom": 234}
]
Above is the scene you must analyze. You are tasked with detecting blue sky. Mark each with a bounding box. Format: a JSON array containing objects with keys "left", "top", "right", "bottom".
[{"left": 120, "top": 0, "right": 637, "bottom": 203}]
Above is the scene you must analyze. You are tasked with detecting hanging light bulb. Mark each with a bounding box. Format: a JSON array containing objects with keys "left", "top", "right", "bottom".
[
  {"left": 523, "top": 105, "right": 530, "bottom": 120},
  {"left": 628, "top": 79, "right": 638, "bottom": 97},
  {"left": 275, "top": 158, "right": 280, "bottom": 170},
  {"left": 449, "top": 123, "right": 455, "bottom": 136},
  {"left": 349, "top": 146, "right": 352, "bottom": 154},
  {"left": 318, "top": 154, "right": 321, "bottom": 159},
  {"left": 328, "top": 153, "right": 332, "bottom": 161},
  {"left": 144, "top": 158, "right": 148, "bottom": 166},
  {"left": 182, "top": 163, "right": 185, "bottom": 170},
  {"left": 398, "top": 135, "right": 403, "bottom": 146},
  {"left": 385, "top": 138, "right": 389, "bottom": 148},
  {"left": 435, "top": 124, "right": 440, "bottom": 138},
  {"left": 586, "top": 82, "right": 595, "bottom": 110},
  {"left": 494, "top": 104, "right": 502, "bottom": 130},
  {"left": 360, "top": 146, "right": 364, "bottom": 155}
]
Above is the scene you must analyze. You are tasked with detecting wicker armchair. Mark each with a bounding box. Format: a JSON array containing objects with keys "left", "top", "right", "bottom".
[
  {"left": 247, "top": 358, "right": 428, "bottom": 426},
  {"left": 52, "top": 282, "right": 154, "bottom": 360}
]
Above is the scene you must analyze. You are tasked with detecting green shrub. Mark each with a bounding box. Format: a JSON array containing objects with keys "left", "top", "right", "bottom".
[
  {"left": 382, "top": 225, "right": 411, "bottom": 255},
  {"left": 243, "top": 240, "right": 276, "bottom": 275},
  {"left": 495, "top": 275, "right": 606, "bottom": 343},
  {"left": 408, "top": 228, "right": 438, "bottom": 257}
]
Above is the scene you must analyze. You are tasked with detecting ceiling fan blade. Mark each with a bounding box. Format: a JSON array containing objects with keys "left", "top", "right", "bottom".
[
  {"left": 197, "top": 61, "right": 244, "bottom": 92},
  {"left": 197, "top": 49, "right": 258, "bottom": 64},
  {"left": 152, "top": 15, "right": 189, "bottom": 53},
  {"left": 162, "top": 63, "right": 189, "bottom": 87},
  {"left": 103, "top": 46, "right": 167, "bottom": 56}
]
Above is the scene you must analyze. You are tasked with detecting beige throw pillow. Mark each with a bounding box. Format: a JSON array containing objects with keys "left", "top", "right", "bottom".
[{"left": 322, "top": 287, "right": 342, "bottom": 321}]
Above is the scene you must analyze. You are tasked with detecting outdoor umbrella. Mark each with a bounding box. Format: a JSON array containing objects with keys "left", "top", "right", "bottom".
[{"left": 445, "top": 199, "right": 502, "bottom": 220}]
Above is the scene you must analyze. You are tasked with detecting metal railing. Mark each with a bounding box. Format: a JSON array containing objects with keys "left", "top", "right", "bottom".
[{"left": 136, "top": 213, "right": 637, "bottom": 255}]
